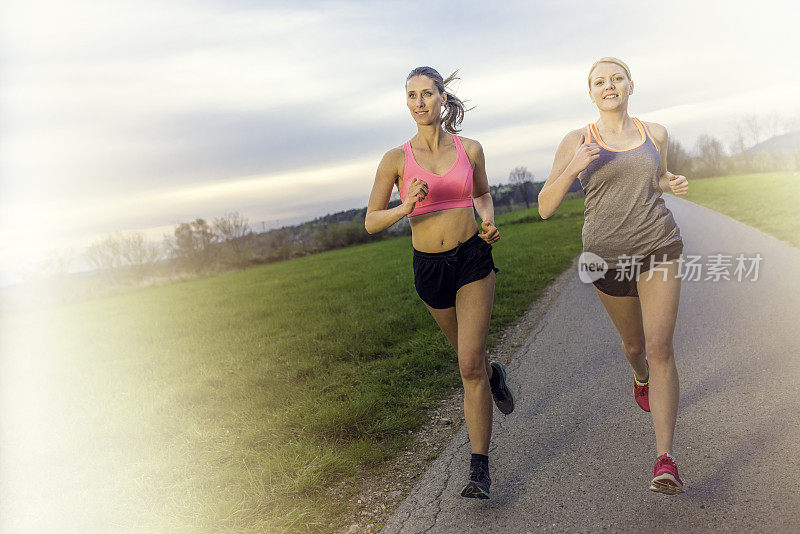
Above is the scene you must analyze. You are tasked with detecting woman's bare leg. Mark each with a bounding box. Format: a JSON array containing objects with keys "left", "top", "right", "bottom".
[
  {"left": 592, "top": 288, "right": 648, "bottom": 381},
  {"left": 636, "top": 262, "right": 681, "bottom": 454},
  {"left": 424, "top": 281, "right": 494, "bottom": 454},
  {"left": 440, "top": 271, "right": 495, "bottom": 455}
]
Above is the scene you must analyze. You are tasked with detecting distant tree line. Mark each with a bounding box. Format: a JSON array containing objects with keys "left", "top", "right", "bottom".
[
  {"left": 76, "top": 208, "right": 399, "bottom": 286},
  {"left": 670, "top": 115, "right": 800, "bottom": 178},
  {"left": 83, "top": 212, "right": 256, "bottom": 285}
]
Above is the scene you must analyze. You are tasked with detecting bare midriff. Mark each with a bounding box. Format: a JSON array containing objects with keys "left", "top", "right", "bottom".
[{"left": 408, "top": 206, "right": 479, "bottom": 252}]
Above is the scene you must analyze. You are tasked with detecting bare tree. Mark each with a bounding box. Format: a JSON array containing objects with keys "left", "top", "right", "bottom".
[
  {"left": 667, "top": 138, "right": 693, "bottom": 177},
  {"left": 119, "top": 233, "right": 162, "bottom": 282},
  {"left": 38, "top": 249, "right": 74, "bottom": 279},
  {"left": 508, "top": 166, "right": 534, "bottom": 208},
  {"left": 693, "top": 134, "right": 728, "bottom": 178},
  {"left": 760, "top": 112, "right": 785, "bottom": 142},
  {"left": 213, "top": 211, "right": 254, "bottom": 268},
  {"left": 729, "top": 121, "right": 754, "bottom": 173},
  {"left": 85, "top": 234, "right": 126, "bottom": 282},
  {"left": 742, "top": 115, "right": 764, "bottom": 147},
  {"left": 84, "top": 233, "right": 162, "bottom": 284},
  {"left": 168, "top": 219, "right": 218, "bottom": 273}
]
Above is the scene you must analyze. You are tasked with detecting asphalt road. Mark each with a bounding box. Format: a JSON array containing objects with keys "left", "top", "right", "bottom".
[{"left": 382, "top": 195, "right": 800, "bottom": 533}]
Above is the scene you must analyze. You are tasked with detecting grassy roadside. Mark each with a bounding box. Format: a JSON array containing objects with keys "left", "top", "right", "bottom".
[
  {"left": 682, "top": 171, "right": 800, "bottom": 248},
  {"left": 1, "top": 199, "right": 584, "bottom": 532}
]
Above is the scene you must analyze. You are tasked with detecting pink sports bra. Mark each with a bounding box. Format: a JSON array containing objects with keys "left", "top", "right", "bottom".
[{"left": 399, "top": 134, "right": 474, "bottom": 217}]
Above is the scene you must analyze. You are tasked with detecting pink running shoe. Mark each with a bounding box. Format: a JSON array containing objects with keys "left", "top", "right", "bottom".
[
  {"left": 650, "top": 453, "right": 685, "bottom": 494},
  {"left": 634, "top": 360, "right": 650, "bottom": 412}
]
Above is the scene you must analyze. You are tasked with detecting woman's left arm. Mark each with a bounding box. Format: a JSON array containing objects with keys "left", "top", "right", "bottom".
[
  {"left": 648, "top": 122, "right": 689, "bottom": 196},
  {"left": 464, "top": 138, "right": 500, "bottom": 243}
]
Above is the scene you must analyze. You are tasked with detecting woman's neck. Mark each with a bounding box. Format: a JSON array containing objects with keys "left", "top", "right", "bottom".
[
  {"left": 414, "top": 123, "right": 449, "bottom": 150},
  {"left": 596, "top": 109, "right": 633, "bottom": 133}
]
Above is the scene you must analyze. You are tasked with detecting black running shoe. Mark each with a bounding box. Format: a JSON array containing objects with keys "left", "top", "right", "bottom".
[
  {"left": 460, "top": 463, "right": 491, "bottom": 499},
  {"left": 489, "top": 361, "right": 515, "bottom": 415}
]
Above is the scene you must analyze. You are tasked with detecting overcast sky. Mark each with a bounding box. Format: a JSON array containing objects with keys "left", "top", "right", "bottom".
[{"left": 1, "top": 0, "right": 798, "bottom": 283}]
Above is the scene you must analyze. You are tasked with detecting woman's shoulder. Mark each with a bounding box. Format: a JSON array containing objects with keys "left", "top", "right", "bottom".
[
  {"left": 376, "top": 145, "right": 405, "bottom": 179},
  {"left": 380, "top": 145, "right": 405, "bottom": 164},
  {"left": 640, "top": 120, "right": 668, "bottom": 143},
  {"left": 455, "top": 135, "right": 483, "bottom": 158},
  {"left": 566, "top": 127, "right": 588, "bottom": 140},
  {"left": 454, "top": 136, "right": 486, "bottom": 169},
  {"left": 456, "top": 135, "right": 480, "bottom": 149},
  {"left": 558, "top": 127, "right": 589, "bottom": 148}
]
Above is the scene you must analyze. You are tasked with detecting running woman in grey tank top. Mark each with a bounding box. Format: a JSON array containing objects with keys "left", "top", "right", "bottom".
[
  {"left": 579, "top": 116, "right": 682, "bottom": 268},
  {"left": 537, "top": 57, "right": 690, "bottom": 495}
]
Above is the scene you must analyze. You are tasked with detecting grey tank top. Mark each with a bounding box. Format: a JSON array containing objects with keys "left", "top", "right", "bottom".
[{"left": 578, "top": 117, "right": 681, "bottom": 269}]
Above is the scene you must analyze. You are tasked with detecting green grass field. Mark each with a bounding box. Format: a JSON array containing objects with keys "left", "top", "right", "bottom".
[
  {"left": 0, "top": 199, "right": 585, "bottom": 532},
  {"left": 682, "top": 171, "right": 800, "bottom": 248}
]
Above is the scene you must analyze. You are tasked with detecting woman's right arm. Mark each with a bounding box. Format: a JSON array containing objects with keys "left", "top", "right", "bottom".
[
  {"left": 537, "top": 130, "right": 599, "bottom": 219},
  {"left": 365, "top": 148, "right": 428, "bottom": 234}
]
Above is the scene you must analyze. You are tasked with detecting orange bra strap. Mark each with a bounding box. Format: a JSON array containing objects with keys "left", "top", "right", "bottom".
[{"left": 635, "top": 118, "right": 661, "bottom": 155}]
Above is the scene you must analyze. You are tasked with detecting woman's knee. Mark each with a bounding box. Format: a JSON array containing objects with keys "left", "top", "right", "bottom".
[
  {"left": 645, "top": 337, "right": 674, "bottom": 363},
  {"left": 622, "top": 339, "right": 645, "bottom": 358},
  {"left": 458, "top": 349, "right": 489, "bottom": 382}
]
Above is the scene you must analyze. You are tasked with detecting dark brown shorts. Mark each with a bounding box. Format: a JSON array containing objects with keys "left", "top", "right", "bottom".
[{"left": 592, "top": 240, "right": 684, "bottom": 298}]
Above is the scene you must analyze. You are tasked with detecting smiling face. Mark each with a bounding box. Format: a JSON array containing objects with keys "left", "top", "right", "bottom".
[
  {"left": 406, "top": 75, "right": 446, "bottom": 126},
  {"left": 588, "top": 62, "right": 633, "bottom": 110}
]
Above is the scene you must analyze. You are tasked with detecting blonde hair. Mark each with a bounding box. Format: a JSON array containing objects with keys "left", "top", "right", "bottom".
[{"left": 588, "top": 57, "right": 632, "bottom": 87}]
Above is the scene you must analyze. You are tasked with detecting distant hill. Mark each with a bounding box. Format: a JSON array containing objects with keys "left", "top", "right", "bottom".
[{"left": 747, "top": 130, "right": 800, "bottom": 154}]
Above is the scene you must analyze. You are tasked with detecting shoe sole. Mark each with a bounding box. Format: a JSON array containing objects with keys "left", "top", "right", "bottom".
[
  {"left": 460, "top": 482, "right": 490, "bottom": 499},
  {"left": 649, "top": 475, "right": 684, "bottom": 495},
  {"left": 491, "top": 361, "right": 515, "bottom": 415}
]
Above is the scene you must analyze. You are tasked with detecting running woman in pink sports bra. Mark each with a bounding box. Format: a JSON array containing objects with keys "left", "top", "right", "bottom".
[
  {"left": 365, "top": 67, "right": 514, "bottom": 499},
  {"left": 538, "top": 58, "right": 690, "bottom": 495}
]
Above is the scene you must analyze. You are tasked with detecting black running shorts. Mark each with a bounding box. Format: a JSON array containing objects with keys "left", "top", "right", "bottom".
[
  {"left": 592, "top": 240, "right": 684, "bottom": 298},
  {"left": 412, "top": 232, "right": 499, "bottom": 309}
]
